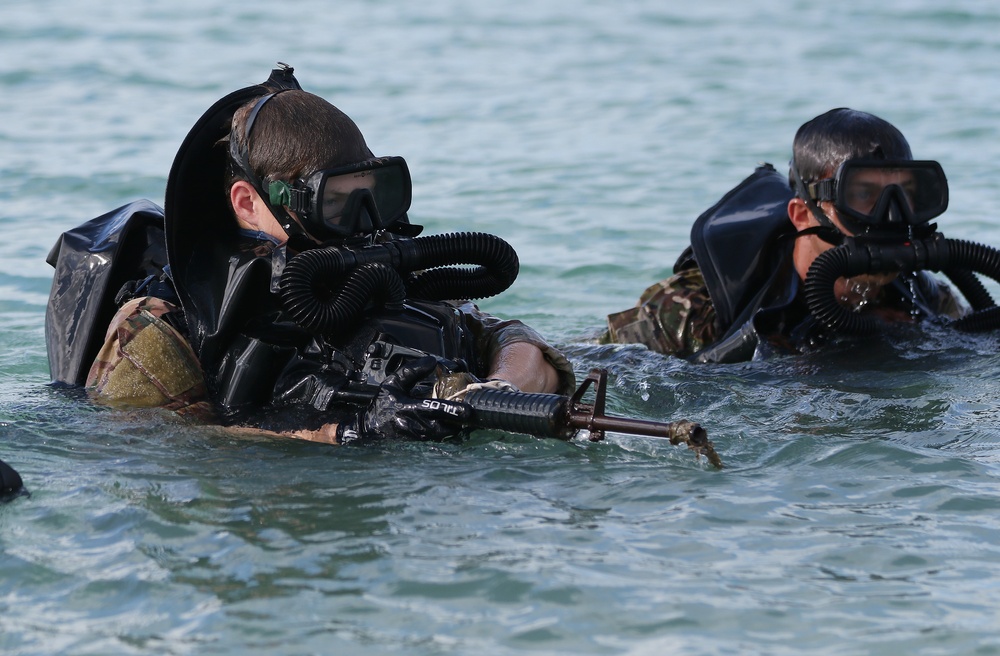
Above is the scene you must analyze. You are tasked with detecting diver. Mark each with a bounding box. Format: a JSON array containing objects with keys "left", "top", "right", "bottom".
[
  {"left": 603, "top": 107, "right": 1000, "bottom": 363},
  {"left": 46, "top": 64, "right": 575, "bottom": 443}
]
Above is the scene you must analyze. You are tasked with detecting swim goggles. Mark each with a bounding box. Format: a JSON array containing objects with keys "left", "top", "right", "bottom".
[
  {"left": 802, "top": 158, "right": 949, "bottom": 233},
  {"left": 267, "top": 156, "right": 412, "bottom": 238}
]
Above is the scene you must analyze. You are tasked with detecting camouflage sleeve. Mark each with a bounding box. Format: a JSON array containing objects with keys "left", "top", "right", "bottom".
[
  {"left": 604, "top": 266, "right": 719, "bottom": 357},
  {"left": 453, "top": 301, "right": 577, "bottom": 395},
  {"left": 86, "top": 296, "right": 214, "bottom": 419}
]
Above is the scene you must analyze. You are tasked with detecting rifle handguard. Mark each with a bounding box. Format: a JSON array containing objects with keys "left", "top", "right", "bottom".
[{"left": 463, "top": 389, "right": 573, "bottom": 439}]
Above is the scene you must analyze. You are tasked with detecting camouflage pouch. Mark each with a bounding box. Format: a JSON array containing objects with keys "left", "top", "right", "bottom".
[
  {"left": 87, "top": 296, "right": 212, "bottom": 416},
  {"left": 606, "top": 267, "right": 720, "bottom": 357}
]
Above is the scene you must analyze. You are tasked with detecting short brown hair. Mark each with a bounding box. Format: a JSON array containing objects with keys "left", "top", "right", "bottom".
[{"left": 228, "top": 90, "right": 373, "bottom": 187}]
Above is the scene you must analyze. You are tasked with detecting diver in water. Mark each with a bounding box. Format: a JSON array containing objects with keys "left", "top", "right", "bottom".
[
  {"left": 48, "top": 65, "right": 574, "bottom": 443},
  {"left": 602, "top": 107, "right": 1000, "bottom": 363}
]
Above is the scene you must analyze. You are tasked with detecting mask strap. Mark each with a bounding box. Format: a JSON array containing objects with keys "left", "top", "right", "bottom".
[
  {"left": 230, "top": 90, "right": 291, "bottom": 179},
  {"left": 229, "top": 89, "right": 309, "bottom": 244},
  {"left": 789, "top": 158, "right": 839, "bottom": 232},
  {"left": 793, "top": 225, "right": 844, "bottom": 246}
]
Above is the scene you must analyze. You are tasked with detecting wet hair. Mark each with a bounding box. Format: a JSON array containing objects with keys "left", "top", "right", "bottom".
[
  {"left": 227, "top": 89, "right": 373, "bottom": 189},
  {"left": 789, "top": 108, "right": 913, "bottom": 193}
]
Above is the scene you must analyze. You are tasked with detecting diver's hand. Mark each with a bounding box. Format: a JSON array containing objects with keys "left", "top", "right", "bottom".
[
  {"left": 433, "top": 371, "right": 519, "bottom": 401},
  {"left": 338, "top": 356, "right": 473, "bottom": 442}
]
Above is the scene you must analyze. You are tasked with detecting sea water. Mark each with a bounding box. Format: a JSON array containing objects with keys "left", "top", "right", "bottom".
[{"left": 2, "top": 1, "right": 1000, "bottom": 654}]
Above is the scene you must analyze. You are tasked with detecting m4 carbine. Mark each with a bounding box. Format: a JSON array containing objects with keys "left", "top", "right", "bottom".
[{"left": 358, "top": 340, "right": 722, "bottom": 468}]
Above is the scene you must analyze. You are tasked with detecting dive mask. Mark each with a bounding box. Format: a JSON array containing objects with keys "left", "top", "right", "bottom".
[
  {"left": 804, "top": 158, "right": 948, "bottom": 234},
  {"left": 267, "top": 156, "right": 413, "bottom": 239}
]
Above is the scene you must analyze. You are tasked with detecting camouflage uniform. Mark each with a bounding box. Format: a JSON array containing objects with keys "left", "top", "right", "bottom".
[{"left": 604, "top": 267, "right": 719, "bottom": 358}]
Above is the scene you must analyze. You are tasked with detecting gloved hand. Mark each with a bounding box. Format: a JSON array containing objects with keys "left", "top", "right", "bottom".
[{"left": 337, "top": 356, "right": 473, "bottom": 443}]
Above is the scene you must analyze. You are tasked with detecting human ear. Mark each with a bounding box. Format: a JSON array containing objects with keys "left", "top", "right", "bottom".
[
  {"left": 230, "top": 180, "right": 260, "bottom": 226},
  {"left": 787, "top": 197, "right": 814, "bottom": 231}
]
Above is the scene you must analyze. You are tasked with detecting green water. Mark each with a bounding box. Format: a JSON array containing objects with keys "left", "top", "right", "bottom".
[{"left": 3, "top": 1, "right": 1000, "bottom": 654}]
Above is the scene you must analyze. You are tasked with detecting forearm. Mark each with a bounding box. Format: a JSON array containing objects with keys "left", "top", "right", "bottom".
[
  {"left": 452, "top": 301, "right": 576, "bottom": 395},
  {"left": 225, "top": 422, "right": 343, "bottom": 445},
  {"left": 488, "top": 342, "right": 561, "bottom": 394}
]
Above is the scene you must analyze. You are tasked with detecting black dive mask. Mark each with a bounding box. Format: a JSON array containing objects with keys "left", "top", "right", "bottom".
[
  {"left": 267, "top": 156, "right": 412, "bottom": 240},
  {"left": 794, "top": 158, "right": 948, "bottom": 237}
]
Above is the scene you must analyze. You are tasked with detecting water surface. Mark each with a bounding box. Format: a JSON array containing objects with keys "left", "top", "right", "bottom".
[{"left": 2, "top": 1, "right": 1000, "bottom": 654}]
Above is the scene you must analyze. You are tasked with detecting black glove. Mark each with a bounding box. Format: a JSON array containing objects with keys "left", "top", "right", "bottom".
[{"left": 337, "top": 356, "right": 473, "bottom": 443}]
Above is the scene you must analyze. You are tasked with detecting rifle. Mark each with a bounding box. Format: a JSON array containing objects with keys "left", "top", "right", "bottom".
[{"left": 356, "top": 340, "right": 722, "bottom": 468}]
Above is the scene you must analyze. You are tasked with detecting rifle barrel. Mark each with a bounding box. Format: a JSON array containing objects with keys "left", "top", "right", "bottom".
[{"left": 571, "top": 414, "right": 706, "bottom": 443}]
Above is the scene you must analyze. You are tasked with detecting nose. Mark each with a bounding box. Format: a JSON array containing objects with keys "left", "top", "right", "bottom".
[
  {"left": 881, "top": 185, "right": 912, "bottom": 226},
  {"left": 340, "top": 188, "right": 384, "bottom": 236}
]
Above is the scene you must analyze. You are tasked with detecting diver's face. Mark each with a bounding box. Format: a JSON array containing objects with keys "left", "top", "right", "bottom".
[
  {"left": 790, "top": 174, "right": 898, "bottom": 311},
  {"left": 318, "top": 170, "right": 376, "bottom": 224}
]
